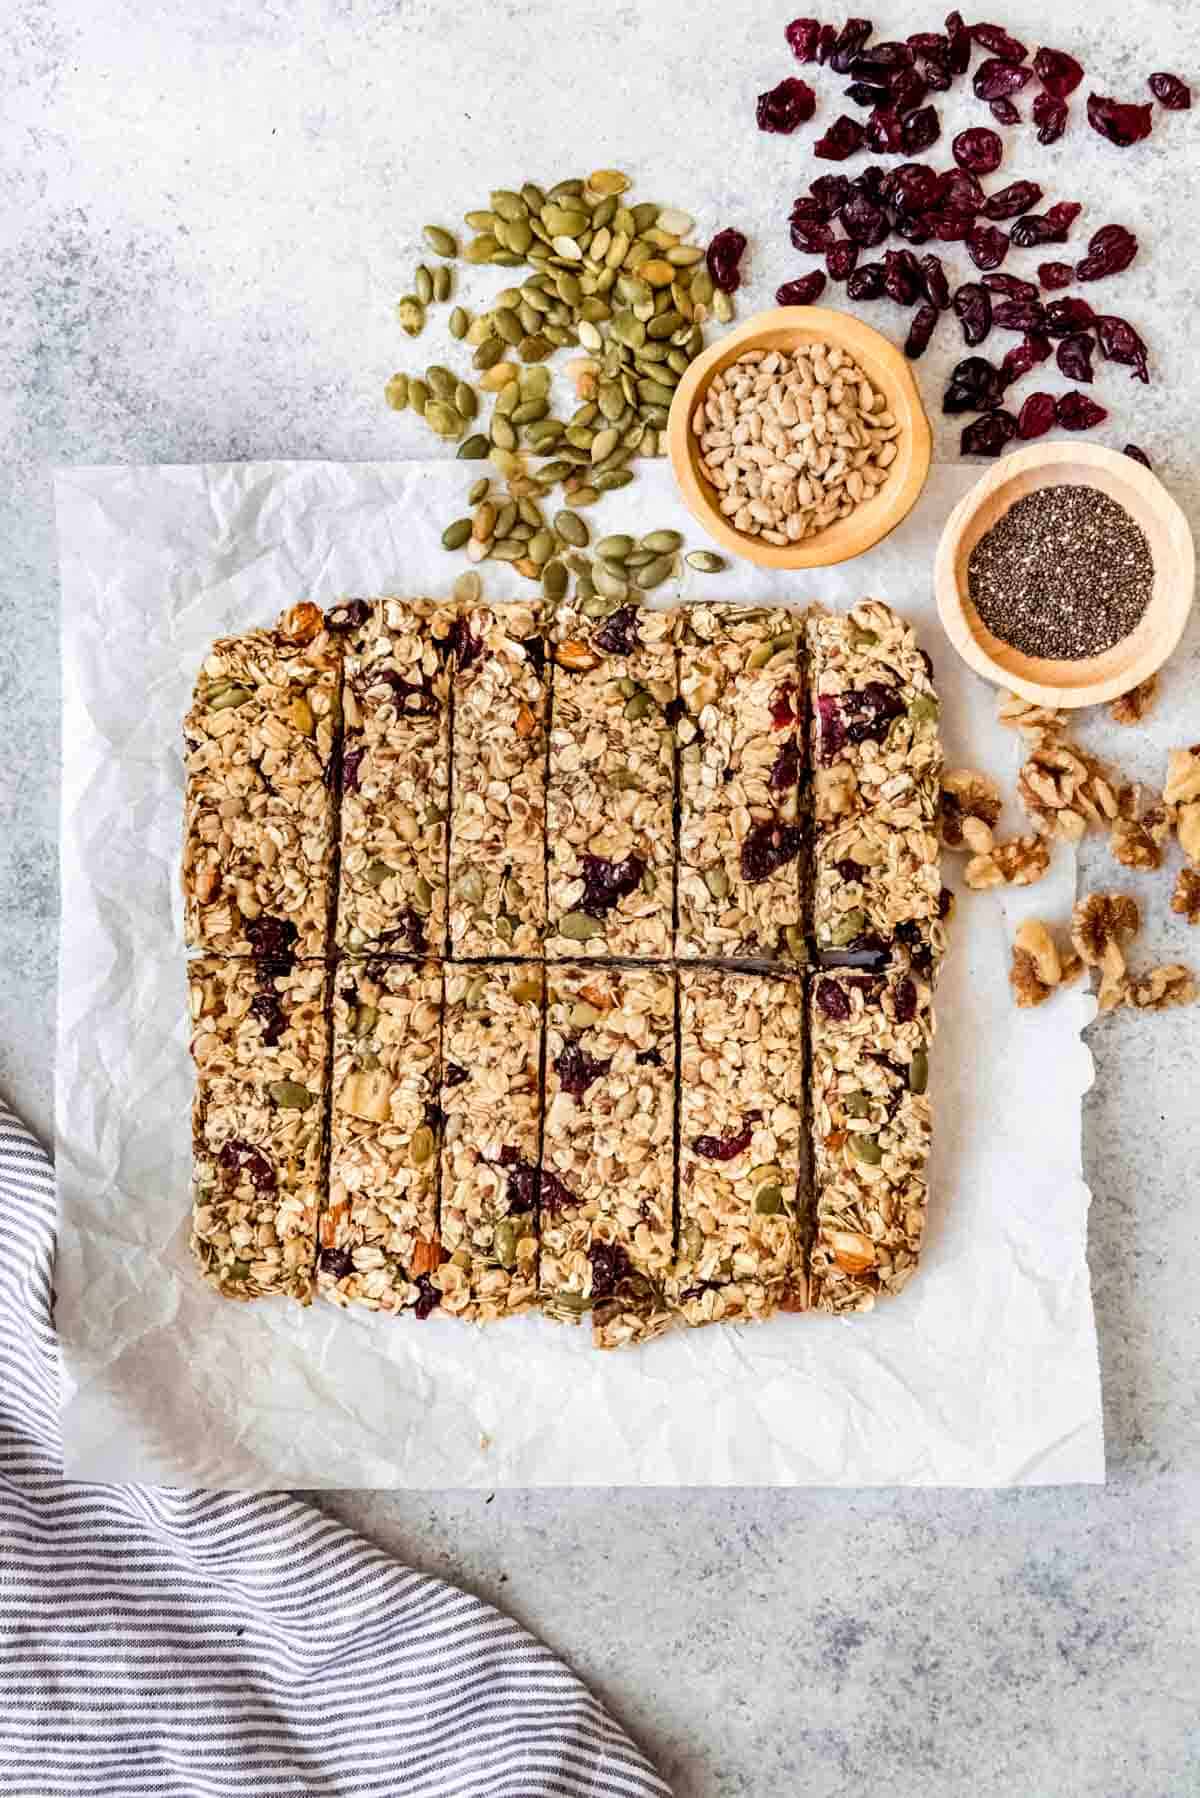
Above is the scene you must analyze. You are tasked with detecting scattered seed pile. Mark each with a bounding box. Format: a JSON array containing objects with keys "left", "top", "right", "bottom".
[{"left": 967, "top": 483, "right": 1153, "bottom": 660}]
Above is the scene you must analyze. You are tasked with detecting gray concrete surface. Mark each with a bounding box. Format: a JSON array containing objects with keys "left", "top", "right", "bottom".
[{"left": 2, "top": 2, "right": 1198, "bottom": 1792}]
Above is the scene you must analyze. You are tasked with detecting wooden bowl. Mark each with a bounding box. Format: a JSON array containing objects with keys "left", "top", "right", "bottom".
[
  {"left": 666, "top": 305, "right": 932, "bottom": 569},
  {"left": 934, "top": 443, "right": 1195, "bottom": 709}
]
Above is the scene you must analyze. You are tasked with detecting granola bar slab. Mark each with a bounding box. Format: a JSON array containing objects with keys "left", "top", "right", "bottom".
[
  {"left": 333, "top": 597, "right": 454, "bottom": 958},
  {"left": 189, "top": 956, "right": 329, "bottom": 1303},
  {"left": 540, "top": 963, "right": 676, "bottom": 1347},
  {"left": 435, "top": 961, "right": 544, "bottom": 1320},
  {"left": 808, "top": 967, "right": 934, "bottom": 1313},
  {"left": 676, "top": 606, "right": 805, "bottom": 962},
  {"left": 183, "top": 604, "right": 340, "bottom": 959},
  {"left": 318, "top": 959, "right": 444, "bottom": 1315},
  {"left": 545, "top": 604, "right": 677, "bottom": 960},
  {"left": 448, "top": 604, "right": 549, "bottom": 960},
  {"left": 672, "top": 966, "right": 805, "bottom": 1326}
]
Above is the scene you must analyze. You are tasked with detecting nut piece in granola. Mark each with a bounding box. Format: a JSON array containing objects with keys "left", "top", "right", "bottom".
[
  {"left": 1017, "top": 738, "right": 1118, "bottom": 843},
  {"left": 1120, "top": 965, "right": 1197, "bottom": 1011},
  {"left": 940, "top": 769, "right": 1002, "bottom": 853},
  {"left": 1109, "top": 674, "right": 1158, "bottom": 726},
  {"left": 1009, "top": 919, "right": 1082, "bottom": 1008},
  {"left": 1071, "top": 892, "right": 1140, "bottom": 1012},
  {"left": 1171, "top": 867, "right": 1200, "bottom": 926},
  {"left": 964, "top": 833, "right": 1051, "bottom": 891}
]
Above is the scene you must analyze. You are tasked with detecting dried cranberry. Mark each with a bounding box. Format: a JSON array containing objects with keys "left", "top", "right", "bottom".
[
  {"left": 328, "top": 599, "right": 370, "bottom": 637},
  {"left": 981, "top": 180, "right": 1042, "bottom": 221},
  {"left": 1123, "top": 444, "right": 1152, "bottom": 469},
  {"left": 810, "top": 173, "right": 853, "bottom": 214},
  {"left": 588, "top": 1241, "right": 631, "bottom": 1300},
  {"left": 1017, "top": 392, "right": 1057, "bottom": 439},
  {"left": 554, "top": 1039, "right": 612, "bottom": 1099},
  {"left": 830, "top": 17, "right": 874, "bottom": 74},
  {"left": 423, "top": 1098, "right": 445, "bottom": 1135},
  {"left": 846, "top": 79, "right": 891, "bottom": 109},
  {"left": 968, "top": 22, "right": 1027, "bottom": 60},
  {"left": 218, "top": 1139, "right": 276, "bottom": 1193},
  {"left": 1076, "top": 224, "right": 1138, "bottom": 282},
  {"left": 866, "top": 106, "right": 905, "bottom": 153},
  {"left": 892, "top": 211, "right": 931, "bottom": 244},
  {"left": 579, "top": 852, "right": 645, "bottom": 918},
  {"left": 901, "top": 105, "right": 941, "bottom": 152},
  {"left": 852, "top": 41, "right": 915, "bottom": 77},
  {"left": 1044, "top": 295, "right": 1096, "bottom": 336},
  {"left": 757, "top": 77, "right": 817, "bottom": 133},
  {"left": 982, "top": 272, "right": 1038, "bottom": 300},
  {"left": 834, "top": 857, "right": 863, "bottom": 883},
  {"left": 816, "top": 694, "right": 847, "bottom": 759},
  {"left": 341, "top": 743, "right": 365, "bottom": 793},
  {"left": 377, "top": 907, "right": 427, "bottom": 954},
  {"left": 694, "top": 1112, "right": 761, "bottom": 1162},
  {"left": 448, "top": 615, "right": 484, "bottom": 672},
  {"left": 908, "top": 31, "right": 950, "bottom": 62},
  {"left": 886, "top": 162, "right": 941, "bottom": 213},
  {"left": 919, "top": 253, "right": 951, "bottom": 309},
  {"left": 592, "top": 604, "right": 642, "bottom": 657},
  {"left": 497, "top": 1146, "right": 538, "bottom": 1214},
  {"left": 1056, "top": 390, "right": 1108, "bottom": 431},
  {"left": 1009, "top": 213, "right": 1063, "bottom": 248},
  {"left": 706, "top": 227, "right": 748, "bottom": 293},
  {"left": 974, "top": 59, "right": 1031, "bottom": 102},
  {"left": 1149, "top": 72, "right": 1191, "bottom": 110},
  {"left": 989, "top": 97, "right": 1021, "bottom": 124},
  {"left": 1034, "top": 47, "right": 1084, "bottom": 100},
  {"left": 815, "top": 114, "right": 868, "bottom": 160},
  {"left": 777, "top": 272, "right": 828, "bottom": 307},
  {"left": 1038, "top": 261, "right": 1074, "bottom": 290},
  {"left": 846, "top": 261, "right": 886, "bottom": 300},
  {"left": 930, "top": 209, "right": 971, "bottom": 242},
  {"left": 1087, "top": 93, "right": 1153, "bottom": 147},
  {"left": 1000, "top": 332, "right": 1051, "bottom": 385},
  {"left": 967, "top": 222, "right": 1010, "bottom": 270},
  {"left": 249, "top": 991, "right": 288, "bottom": 1047},
  {"left": 521, "top": 634, "right": 546, "bottom": 679},
  {"left": 769, "top": 740, "right": 801, "bottom": 791},
  {"left": 245, "top": 914, "right": 298, "bottom": 961},
  {"left": 840, "top": 189, "right": 889, "bottom": 244},
  {"left": 992, "top": 298, "right": 1047, "bottom": 333},
  {"left": 319, "top": 1247, "right": 354, "bottom": 1280},
  {"left": 740, "top": 821, "right": 803, "bottom": 884},
  {"left": 826, "top": 239, "right": 860, "bottom": 281},
  {"left": 1056, "top": 333, "right": 1095, "bottom": 383},
  {"left": 937, "top": 167, "right": 985, "bottom": 213},
  {"left": 785, "top": 17, "right": 822, "bottom": 61},
  {"left": 377, "top": 669, "right": 439, "bottom": 715},
  {"left": 816, "top": 978, "right": 851, "bottom": 1021},
  {"left": 411, "top": 1273, "right": 439, "bottom": 1319},
  {"left": 943, "top": 354, "right": 1006, "bottom": 411},
  {"left": 791, "top": 194, "right": 830, "bottom": 226},
  {"left": 905, "top": 302, "right": 940, "bottom": 359},
  {"left": 892, "top": 975, "right": 918, "bottom": 1023},
  {"left": 816, "top": 23, "right": 839, "bottom": 64},
  {"left": 1094, "top": 315, "right": 1150, "bottom": 384},
  {"left": 953, "top": 282, "right": 993, "bottom": 346},
  {"left": 917, "top": 54, "right": 953, "bottom": 92},
  {"left": 770, "top": 680, "right": 798, "bottom": 728},
  {"left": 961, "top": 409, "right": 1018, "bottom": 456},
  {"left": 852, "top": 163, "right": 889, "bottom": 202},
  {"left": 790, "top": 215, "right": 836, "bottom": 254},
  {"left": 444, "top": 1062, "right": 469, "bottom": 1088},
  {"left": 636, "top": 1047, "right": 664, "bottom": 1067},
  {"left": 1044, "top": 202, "right": 1082, "bottom": 238},
  {"left": 1032, "top": 92, "right": 1069, "bottom": 143},
  {"left": 890, "top": 69, "right": 929, "bottom": 115},
  {"left": 883, "top": 248, "right": 921, "bottom": 304},
  {"left": 952, "top": 126, "right": 1003, "bottom": 173},
  {"left": 944, "top": 10, "right": 972, "bottom": 73}
]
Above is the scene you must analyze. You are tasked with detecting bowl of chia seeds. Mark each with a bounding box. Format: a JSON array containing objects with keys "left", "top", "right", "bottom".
[{"left": 934, "top": 442, "right": 1194, "bottom": 708}]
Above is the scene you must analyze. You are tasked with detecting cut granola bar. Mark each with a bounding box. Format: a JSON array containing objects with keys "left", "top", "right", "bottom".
[
  {"left": 676, "top": 606, "right": 805, "bottom": 962},
  {"left": 809, "top": 967, "right": 933, "bottom": 1313},
  {"left": 540, "top": 963, "right": 676, "bottom": 1347},
  {"left": 545, "top": 604, "right": 677, "bottom": 960},
  {"left": 447, "top": 604, "right": 549, "bottom": 959},
  {"left": 435, "top": 962, "right": 544, "bottom": 1319},
  {"left": 672, "top": 966, "right": 805, "bottom": 1326},
  {"left": 183, "top": 606, "right": 341, "bottom": 959},
  {"left": 333, "top": 597, "right": 454, "bottom": 957},
  {"left": 318, "top": 959, "right": 445, "bottom": 1315},
  {"left": 189, "top": 957, "right": 329, "bottom": 1303}
]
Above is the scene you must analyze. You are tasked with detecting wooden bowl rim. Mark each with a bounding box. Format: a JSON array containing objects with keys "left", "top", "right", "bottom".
[
  {"left": 666, "top": 305, "right": 932, "bottom": 570},
  {"left": 933, "top": 442, "right": 1195, "bottom": 708}
]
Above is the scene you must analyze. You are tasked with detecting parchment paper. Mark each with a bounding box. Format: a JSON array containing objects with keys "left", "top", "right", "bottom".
[{"left": 53, "top": 458, "right": 1104, "bottom": 1487}]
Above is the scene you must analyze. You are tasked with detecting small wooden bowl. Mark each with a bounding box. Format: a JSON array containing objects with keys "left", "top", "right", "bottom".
[
  {"left": 666, "top": 305, "right": 932, "bottom": 569},
  {"left": 934, "top": 443, "right": 1195, "bottom": 709}
]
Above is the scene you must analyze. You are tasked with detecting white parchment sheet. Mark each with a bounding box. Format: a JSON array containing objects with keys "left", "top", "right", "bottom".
[{"left": 53, "top": 459, "right": 1104, "bottom": 1487}]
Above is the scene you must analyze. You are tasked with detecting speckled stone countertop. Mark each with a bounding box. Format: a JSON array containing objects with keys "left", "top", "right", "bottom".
[{"left": 2, "top": 1, "right": 1198, "bottom": 1791}]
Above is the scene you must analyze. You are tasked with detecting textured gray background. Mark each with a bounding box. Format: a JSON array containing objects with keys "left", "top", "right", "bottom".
[{"left": 2, "top": 1, "right": 1199, "bottom": 1793}]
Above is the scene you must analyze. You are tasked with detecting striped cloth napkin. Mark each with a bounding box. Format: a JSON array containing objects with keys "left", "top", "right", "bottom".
[{"left": 0, "top": 1100, "right": 671, "bottom": 1798}]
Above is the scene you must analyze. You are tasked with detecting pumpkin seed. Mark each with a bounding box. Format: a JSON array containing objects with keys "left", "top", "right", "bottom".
[
  {"left": 269, "top": 1080, "right": 315, "bottom": 1111},
  {"left": 448, "top": 306, "right": 469, "bottom": 340},
  {"left": 686, "top": 550, "right": 726, "bottom": 573},
  {"left": 590, "top": 168, "right": 630, "bottom": 195},
  {"left": 519, "top": 333, "right": 553, "bottom": 362},
  {"left": 849, "top": 1133, "right": 884, "bottom": 1166},
  {"left": 593, "top": 562, "right": 628, "bottom": 601},
  {"left": 910, "top": 695, "right": 939, "bottom": 724},
  {"left": 641, "top": 529, "right": 683, "bottom": 554},
  {"left": 569, "top": 484, "right": 600, "bottom": 506},
  {"left": 209, "top": 684, "right": 253, "bottom": 713},
  {"left": 555, "top": 509, "right": 589, "bottom": 547},
  {"left": 493, "top": 1219, "right": 520, "bottom": 1268},
  {"left": 845, "top": 1093, "right": 871, "bottom": 1118},
  {"left": 713, "top": 288, "right": 735, "bottom": 323},
  {"left": 384, "top": 373, "right": 409, "bottom": 411},
  {"left": 704, "top": 867, "right": 730, "bottom": 900},
  {"left": 830, "top": 909, "right": 869, "bottom": 948},
  {"left": 636, "top": 554, "right": 674, "bottom": 590},
  {"left": 624, "top": 691, "right": 654, "bottom": 722},
  {"left": 365, "top": 858, "right": 392, "bottom": 888},
  {"left": 559, "top": 911, "right": 603, "bottom": 941},
  {"left": 433, "top": 265, "right": 452, "bottom": 302},
  {"left": 424, "top": 224, "right": 457, "bottom": 257},
  {"left": 542, "top": 559, "right": 568, "bottom": 601},
  {"left": 909, "top": 1050, "right": 929, "bottom": 1095},
  {"left": 425, "top": 400, "right": 462, "bottom": 438},
  {"left": 408, "top": 378, "right": 429, "bottom": 416},
  {"left": 473, "top": 336, "right": 505, "bottom": 371},
  {"left": 596, "top": 469, "right": 634, "bottom": 491},
  {"left": 457, "top": 433, "right": 489, "bottom": 459},
  {"left": 410, "top": 1125, "right": 436, "bottom": 1168},
  {"left": 596, "top": 534, "right": 634, "bottom": 561},
  {"left": 455, "top": 382, "right": 477, "bottom": 419},
  {"left": 414, "top": 264, "right": 434, "bottom": 305},
  {"left": 784, "top": 924, "right": 808, "bottom": 961},
  {"left": 512, "top": 398, "right": 549, "bottom": 426},
  {"left": 453, "top": 570, "right": 482, "bottom": 604},
  {"left": 495, "top": 915, "right": 514, "bottom": 942},
  {"left": 528, "top": 529, "right": 555, "bottom": 565},
  {"left": 464, "top": 234, "right": 498, "bottom": 264},
  {"left": 442, "top": 518, "right": 472, "bottom": 550},
  {"left": 754, "top": 1184, "right": 784, "bottom": 1216},
  {"left": 396, "top": 296, "right": 425, "bottom": 337}
]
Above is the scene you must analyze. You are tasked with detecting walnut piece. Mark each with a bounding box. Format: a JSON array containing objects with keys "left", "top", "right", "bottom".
[
  {"left": 1164, "top": 746, "right": 1200, "bottom": 808},
  {"left": 1121, "top": 965, "right": 1197, "bottom": 1011},
  {"left": 1018, "top": 739, "right": 1118, "bottom": 842},
  {"left": 1072, "top": 892, "right": 1140, "bottom": 1012},
  {"left": 1177, "top": 802, "right": 1200, "bottom": 865},
  {"left": 996, "top": 690, "right": 1067, "bottom": 741},
  {"left": 1171, "top": 867, "right": 1200, "bottom": 926},
  {"left": 940, "top": 768, "right": 1002, "bottom": 852},
  {"left": 965, "top": 833, "right": 1051, "bottom": 890},
  {"left": 1109, "top": 674, "right": 1158, "bottom": 727},
  {"left": 1009, "top": 919, "right": 1083, "bottom": 1007},
  {"left": 1110, "top": 815, "right": 1167, "bottom": 871}
]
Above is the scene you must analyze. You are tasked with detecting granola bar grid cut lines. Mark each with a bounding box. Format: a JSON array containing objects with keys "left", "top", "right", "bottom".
[
  {"left": 318, "top": 958, "right": 444, "bottom": 1313},
  {"left": 676, "top": 606, "right": 805, "bottom": 963},
  {"left": 672, "top": 965, "right": 806, "bottom": 1329},
  {"left": 189, "top": 957, "right": 330, "bottom": 1304},
  {"left": 540, "top": 963, "right": 676, "bottom": 1348},
  {"left": 545, "top": 604, "right": 678, "bottom": 961}
]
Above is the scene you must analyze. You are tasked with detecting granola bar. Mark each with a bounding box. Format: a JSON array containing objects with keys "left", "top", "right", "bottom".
[
  {"left": 318, "top": 959, "right": 444, "bottom": 1314},
  {"left": 672, "top": 966, "right": 805, "bottom": 1326},
  {"left": 808, "top": 967, "right": 933, "bottom": 1313},
  {"left": 545, "top": 604, "right": 677, "bottom": 960},
  {"left": 448, "top": 604, "right": 548, "bottom": 959},
  {"left": 435, "top": 962, "right": 544, "bottom": 1319},
  {"left": 540, "top": 963, "right": 676, "bottom": 1347},
  {"left": 183, "top": 603, "right": 340, "bottom": 959},
  {"left": 676, "top": 607, "right": 805, "bottom": 962},
  {"left": 333, "top": 597, "right": 454, "bottom": 957},
  {"left": 188, "top": 956, "right": 329, "bottom": 1303}
]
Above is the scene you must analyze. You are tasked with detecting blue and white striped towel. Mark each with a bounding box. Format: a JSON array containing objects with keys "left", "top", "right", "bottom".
[{"left": 0, "top": 1100, "right": 671, "bottom": 1798}]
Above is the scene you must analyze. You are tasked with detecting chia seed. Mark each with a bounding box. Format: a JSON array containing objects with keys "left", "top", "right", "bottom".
[{"left": 967, "top": 483, "right": 1154, "bottom": 662}]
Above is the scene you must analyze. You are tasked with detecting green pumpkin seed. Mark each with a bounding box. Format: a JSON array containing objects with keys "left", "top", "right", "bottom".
[
  {"left": 490, "top": 189, "right": 527, "bottom": 223},
  {"left": 554, "top": 509, "right": 589, "bottom": 547},
  {"left": 493, "top": 1219, "right": 520, "bottom": 1268},
  {"left": 425, "top": 400, "right": 462, "bottom": 439},
  {"left": 542, "top": 559, "right": 568, "bottom": 602},
  {"left": 640, "top": 529, "right": 684, "bottom": 554},
  {"left": 354, "top": 1005, "right": 379, "bottom": 1039},
  {"left": 384, "top": 372, "right": 409, "bottom": 411},
  {"left": 512, "top": 399, "right": 549, "bottom": 426},
  {"left": 784, "top": 924, "right": 808, "bottom": 962},
  {"left": 691, "top": 270, "right": 714, "bottom": 305},
  {"left": 593, "top": 562, "right": 628, "bottom": 601},
  {"left": 520, "top": 364, "right": 552, "bottom": 396},
  {"left": 596, "top": 469, "right": 634, "bottom": 491},
  {"left": 849, "top": 1133, "right": 884, "bottom": 1166},
  {"left": 491, "top": 415, "right": 517, "bottom": 451},
  {"left": 413, "top": 875, "right": 433, "bottom": 915},
  {"left": 454, "top": 382, "right": 477, "bottom": 420},
  {"left": 464, "top": 234, "right": 499, "bottom": 264},
  {"left": 457, "top": 433, "right": 490, "bottom": 460},
  {"left": 596, "top": 534, "right": 634, "bottom": 561},
  {"left": 494, "top": 308, "right": 524, "bottom": 346},
  {"left": 713, "top": 288, "right": 735, "bottom": 323},
  {"left": 365, "top": 858, "right": 392, "bottom": 888},
  {"left": 495, "top": 915, "right": 515, "bottom": 942},
  {"left": 208, "top": 684, "right": 253, "bottom": 712},
  {"left": 448, "top": 306, "right": 470, "bottom": 340},
  {"left": 581, "top": 594, "right": 610, "bottom": 618},
  {"left": 269, "top": 1080, "right": 315, "bottom": 1111},
  {"left": 528, "top": 529, "right": 555, "bottom": 565},
  {"left": 425, "top": 364, "right": 454, "bottom": 398},
  {"left": 442, "top": 518, "right": 472, "bottom": 550},
  {"left": 624, "top": 691, "right": 654, "bottom": 722},
  {"left": 408, "top": 379, "right": 429, "bottom": 417},
  {"left": 910, "top": 695, "right": 939, "bottom": 723},
  {"left": 494, "top": 501, "right": 517, "bottom": 538},
  {"left": 433, "top": 265, "right": 452, "bottom": 302},
  {"left": 909, "top": 1050, "right": 929, "bottom": 1096},
  {"left": 830, "top": 909, "right": 869, "bottom": 948},
  {"left": 423, "top": 224, "right": 458, "bottom": 258},
  {"left": 410, "top": 1125, "right": 436, "bottom": 1169},
  {"left": 467, "top": 477, "right": 490, "bottom": 505},
  {"left": 754, "top": 1185, "right": 784, "bottom": 1216},
  {"left": 704, "top": 867, "right": 730, "bottom": 900},
  {"left": 686, "top": 550, "right": 726, "bottom": 573},
  {"left": 845, "top": 1092, "right": 871, "bottom": 1118},
  {"left": 464, "top": 209, "right": 495, "bottom": 231},
  {"left": 414, "top": 264, "right": 434, "bottom": 305},
  {"left": 459, "top": 868, "right": 484, "bottom": 905},
  {"left": 569, "top": 485, "right": 600, "bottom": 506},
  {"left": 519, "top": 334, "right": 553, "bottom": 362},
  {"left": 396, "top": 296, "right": 425, "bottom": 337},
  {"left": 636, "top": 554, "right": 674, "bottom": 590},
  {"left": 453, "top": 570, "right": 482, "bottom": 604},
  {"left": 559, "top": 911, "right": 604, "bottom": 942}
]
